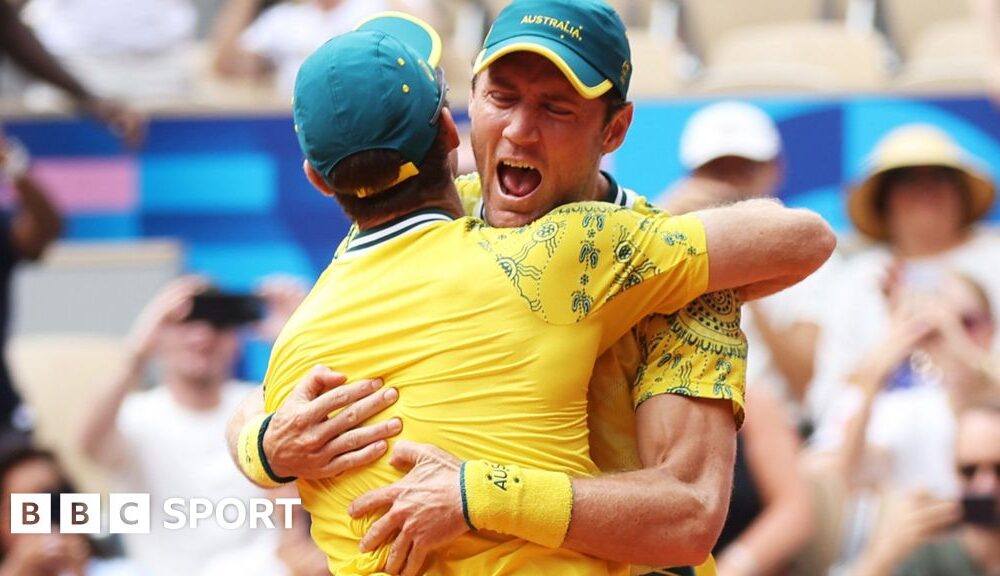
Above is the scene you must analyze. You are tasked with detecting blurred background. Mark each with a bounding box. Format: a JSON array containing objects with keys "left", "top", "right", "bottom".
[{"left": 1, "top": 0, "right": 1000, "bottom": 575}]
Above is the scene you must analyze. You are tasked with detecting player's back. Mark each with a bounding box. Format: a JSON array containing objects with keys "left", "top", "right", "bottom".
[{"left": 264, "top": 203, "right": 710, "bottom": 575}]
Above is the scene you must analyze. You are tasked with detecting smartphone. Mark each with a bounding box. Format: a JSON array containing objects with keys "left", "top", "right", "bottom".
[
  {"left": 961, "top": 494, "right": 999, "bottom": 527},
  {"left": 186, "top": 293, "right": 264, "bottom": 328}
]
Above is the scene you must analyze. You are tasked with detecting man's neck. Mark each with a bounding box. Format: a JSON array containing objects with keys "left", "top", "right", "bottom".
[
  {"left": 355, "top": 184, "right": 463, "bottom": 231},
  {"left": 590, "top": 171, "right": 611, "bottom": 202},
  {"left": 962, "top": 526, "right": 1000, "bottom": 572},
  {"left": 164, "top": 377, "right": 224, "bottom": 411}
]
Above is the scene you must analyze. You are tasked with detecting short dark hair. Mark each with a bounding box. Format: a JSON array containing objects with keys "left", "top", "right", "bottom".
[
  {"left": 327, "top": 126, "right": 453, "bottom": 222},
  {"left": 601, "top": 88, "right": 627, "bottom": 125}
]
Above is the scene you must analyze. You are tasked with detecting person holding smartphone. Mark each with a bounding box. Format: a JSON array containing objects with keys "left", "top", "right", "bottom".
[
  {"left": 852, "top": 403, "right": 1000, "bottom": 576},
  {"left": 76, "top": 276, "right": 331, "bottom": 576}
]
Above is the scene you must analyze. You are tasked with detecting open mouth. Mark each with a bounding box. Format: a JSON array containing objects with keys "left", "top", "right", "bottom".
[{"left": 497, "top": 160, "right": 542, "bottom": 198}]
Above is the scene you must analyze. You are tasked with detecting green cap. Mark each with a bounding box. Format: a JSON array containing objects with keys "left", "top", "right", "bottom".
[
  {"left": 292, "top": 13, "right": 445, "bottom": 197},
  {"left": 474, "top": 0, "right": 631, "bottom": 99}
]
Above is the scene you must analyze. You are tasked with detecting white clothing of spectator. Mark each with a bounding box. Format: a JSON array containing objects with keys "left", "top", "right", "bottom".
[
  {"left": 23, "top": 0, "right": 197, "bottom": 100},
  {"left": 215, "top": 0, "right": 434, "bottom": 95},
  {"left": 810, "top": 124, "right": 999, "bottom": 426}
]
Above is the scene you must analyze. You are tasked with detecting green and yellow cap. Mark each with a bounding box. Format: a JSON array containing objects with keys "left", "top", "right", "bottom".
[
  {"left": 474, "top": 0, "right": 631, "bottom": 100},
  {"left": 292, "top": 12, "right": 445, "bottom": 197}
]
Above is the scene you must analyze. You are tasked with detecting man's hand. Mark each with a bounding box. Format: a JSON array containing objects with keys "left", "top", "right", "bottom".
[
  {"left": 126, "top": 276, "right": 209, "bottom": 363},
  {"left": 348, "top": 440, "right": 469, "bottom": 576},
  {"left": 79, "top": 97, "right": 146, "bottom": 149},
  {"left": 855, "top": 491, "right": 960, "bottom": 575},
  {"left": 264, "top": 365, "right": 403, "bottom": 480}
]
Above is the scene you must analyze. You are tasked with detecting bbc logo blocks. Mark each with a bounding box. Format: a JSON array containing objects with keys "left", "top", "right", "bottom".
[{"left": 11, "top": 493, "right": 149, "bottom": 534}]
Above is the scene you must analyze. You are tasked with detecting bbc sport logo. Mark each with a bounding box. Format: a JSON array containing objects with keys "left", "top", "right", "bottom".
[{"left": 10, "top": 493, "right": 302, "bottom": 534}]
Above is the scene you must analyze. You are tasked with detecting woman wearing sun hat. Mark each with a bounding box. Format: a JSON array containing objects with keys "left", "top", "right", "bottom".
[{"left": 807, "top": 123, "right": 1000, "bottom": 426}]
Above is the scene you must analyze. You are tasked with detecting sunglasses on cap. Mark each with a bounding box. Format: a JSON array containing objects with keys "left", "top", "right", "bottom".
[{"left": 429, "top": 66, "right": 448, "bottom": 126}]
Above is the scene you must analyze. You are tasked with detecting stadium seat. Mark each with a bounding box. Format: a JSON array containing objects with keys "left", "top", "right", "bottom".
[
  {"left": 695, "top": 22, "right": 888, "bottom": 94},
  {"left": 880, "top": 0, "right": 971, "bottom": 59},
  {"left": 627, "top": 30, "right": 684, "bottom": 98},
  {"left": 893, "top": 19, "right": 989, "bottom": 94},
  {"left": 9, "top": 334, "right": 125, "bottom": 494},
  {"left": 679, "top": 0, "right": 824, "bottom": 60}
]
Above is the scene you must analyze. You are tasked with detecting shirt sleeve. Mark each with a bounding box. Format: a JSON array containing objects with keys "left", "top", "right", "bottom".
[
  {"left": 477, "top": 202, "right": 709, "bottom": 328},
  {"left": 631, "top": 291, "right": 748, "bottom": 428}
]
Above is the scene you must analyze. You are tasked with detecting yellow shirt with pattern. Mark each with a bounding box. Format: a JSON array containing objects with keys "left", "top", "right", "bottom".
[
  {"left": 455, "top": 171, "right": 747, "bottom": 472},
  {"left": 265, "top": 202, "right": 711, "bottom": 575}
]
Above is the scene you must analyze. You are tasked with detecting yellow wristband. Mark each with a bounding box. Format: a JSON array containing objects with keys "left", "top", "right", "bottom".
[
  {"left": 460, "top": 460, "right": 573, "bottom": 548},
  {"left": 237, "top": 413, "right": 295, "bottom": 488}
]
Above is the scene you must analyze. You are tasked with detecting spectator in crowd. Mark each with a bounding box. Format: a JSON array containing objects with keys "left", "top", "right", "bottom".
[
  {"left": 0, "top": 132, "right": 62, "bottom": 433},
  {"left": 712, "top": 386, "right": 814, "bottom": 576},
  {"left": 0, "top": 438, "right": 143, "bottom": 575},
  {"left": 77, "top": 275, "right": 321, "bottom": 576},
  {"left": 661, "top": 102, "right": 817, "bottom": 574},
  {"left": 0, "top": 1, "right": 144, "bottom": 146},
  {"left": 213, "top": 0, "right": 435, "bottom": 95},
  {"left": 810, "top": 124, "right": 1000, "bottom": 425},
  {"left": 22, "top": 0, "right": 197, "bottom": 102},
  {"left": 815, "top": 269, "right": 1000, "bottom": 572},
  {"left": 662, "top": 101, "right": 831, "bottom": 422},
  {"left": 819, "top": 269, "right": 998, "bottom": 496},
  {"left": 853, "top": 403, "right": 1000, "bottom": 576}
]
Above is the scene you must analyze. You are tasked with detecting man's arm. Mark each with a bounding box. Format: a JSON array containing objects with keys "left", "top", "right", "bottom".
[
  {"left": 79, "top": 277, "right": 208, "bottom": 466},
  {"left": 0, "top": 3, "right": 145, "bottom": 146},
  {"left": 0, "top": 138, "right": 62, "bottom": 261},
  {"left": 347, "top": 396, "right": 735, "bottom": 573},
  {"left": 715, "top": 387, "right": 813, "bottom": 575},
  {"left": 225, "top": 366, "right": 404, "bottom": 487},
  {"left": 567, "top": 395, "right": 735, "bottom": 565},
  {"left": 696, "top": 199, "right": 836, "bottom": 299}
]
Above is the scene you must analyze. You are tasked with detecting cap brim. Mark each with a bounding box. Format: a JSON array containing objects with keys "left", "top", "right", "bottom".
[
  {"left": 848, "top": 163, "right": 996, "bottom": 241},
  {"left": 355, "top": 11, "right": 442, "bottom": 69},
  {"left": 473, "top": 35, "right": 613, "bottom": 99}
]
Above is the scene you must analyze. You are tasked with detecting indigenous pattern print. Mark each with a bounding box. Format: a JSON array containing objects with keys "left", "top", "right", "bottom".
[{"left": 633, "top": 290, "right": 748, "bottom": 428}]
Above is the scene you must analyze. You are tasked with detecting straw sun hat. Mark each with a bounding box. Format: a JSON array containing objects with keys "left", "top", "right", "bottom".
[{"left": 848, "top": 124, "right": 995, "bottom": 241}]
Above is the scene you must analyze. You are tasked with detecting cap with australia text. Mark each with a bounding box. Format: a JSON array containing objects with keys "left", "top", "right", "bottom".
[{"left": 474, "top": 0, "right": 632, "bottom": 100}]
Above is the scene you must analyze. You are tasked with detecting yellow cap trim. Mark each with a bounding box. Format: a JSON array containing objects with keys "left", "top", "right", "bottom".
[
  {"left": 355, "top": 161, "right": 420, "bottom": 198},
  {"left": 354, "top": 11, "right": 443, "bottom": 69},
  {"left": 473, "top": 43, "right": 613, "bottom": 100}
]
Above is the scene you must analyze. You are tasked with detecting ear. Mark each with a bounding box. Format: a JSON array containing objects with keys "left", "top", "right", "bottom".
[
  {"left": 601, "top": 102, "right": 633, "bottom": 155},
  {"left": 438, "top": 107, "right": 461, "bottom": 153},
  {"left": 303, "top": 160, "right": 336, "bottom": 197}
]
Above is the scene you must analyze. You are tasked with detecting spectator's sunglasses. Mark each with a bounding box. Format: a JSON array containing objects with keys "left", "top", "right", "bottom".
[
  {"left": 960, "top": 311, "right": 993, "bottom": 334},
  {"left": 958, "top": 461, "right": 1000, "bottom": 480},
  {"left": 430, "top": 67, "right": 448, "bottom": 126}
]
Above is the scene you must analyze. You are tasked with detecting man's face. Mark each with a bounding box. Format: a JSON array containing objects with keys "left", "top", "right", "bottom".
[
  {"left": 695, "top": 156, "right": 781, "bottom": 199},
  {"left": 469, "top": 52, "right": 629, "bottom": 228},
  {"left": 885, "top": 166, "right": 966, "bottom": 244},
  {"left": 955, "top": 410, "right": 1000, "bottom": 527},
  {"left": 158, "top": 320, "right": 239, "bottom": 388}
]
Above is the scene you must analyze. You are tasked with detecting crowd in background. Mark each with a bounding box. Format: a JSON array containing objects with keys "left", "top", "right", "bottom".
[{"left": 0, "top": 0, "right": 999, "bottom": 575}]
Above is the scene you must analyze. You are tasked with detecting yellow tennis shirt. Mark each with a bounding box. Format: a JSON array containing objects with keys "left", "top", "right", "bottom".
[
  {"left": 264, "top": 201, "right": 711, "bottom": 575},
  {"left": 455, "top": 172, "right": 746, "bottom": 474}
]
